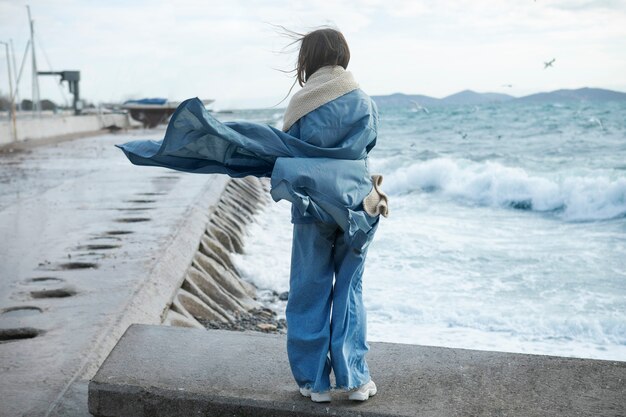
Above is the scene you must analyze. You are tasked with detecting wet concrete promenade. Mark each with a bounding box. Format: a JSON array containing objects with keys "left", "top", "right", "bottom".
[{"left": 0, "top": 131, "right": 228, "bottom": 416}]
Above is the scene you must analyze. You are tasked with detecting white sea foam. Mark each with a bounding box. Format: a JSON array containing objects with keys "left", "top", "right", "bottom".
[
  {"left": 234, "top": 196, "right": 626, "bottom": 361},
  {"left": 384, "top": 158, "right": 626, "bottom": 221},
  {"left": 232, "top": 200, "right": 293, "bottom": 317}
]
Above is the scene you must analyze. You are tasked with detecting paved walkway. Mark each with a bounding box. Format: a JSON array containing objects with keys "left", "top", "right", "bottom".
[{"left": 0, "top": 131, "right": 227, "bottom": 416}]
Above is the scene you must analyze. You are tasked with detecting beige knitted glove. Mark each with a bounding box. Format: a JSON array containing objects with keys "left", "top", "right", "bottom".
[{"left": 363, "top": 174, "right": 389, "bottom": 217}]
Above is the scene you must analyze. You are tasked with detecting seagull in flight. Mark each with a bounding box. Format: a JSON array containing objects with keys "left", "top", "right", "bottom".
[
  {"left": 409, "top": 100, "right": 429, "bottom": 114},
  {"left": 544, "top": 58, "right": 556, "bottom": 69}
]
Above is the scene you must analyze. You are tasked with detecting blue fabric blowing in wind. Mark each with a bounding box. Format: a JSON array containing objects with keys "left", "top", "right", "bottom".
[{"left": 116, "top": 90, "right": 379, "bottom": 247}]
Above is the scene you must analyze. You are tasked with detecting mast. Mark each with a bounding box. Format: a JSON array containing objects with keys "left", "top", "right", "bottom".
[
  {"left": 27, "top": 5, "right": 40, "bottom": 116},
  {"left": 0, "top": 41, "right": 16, "bottom": 141},
  {"left": 10, "top": 39, "right": 20, "bottom": 111}
]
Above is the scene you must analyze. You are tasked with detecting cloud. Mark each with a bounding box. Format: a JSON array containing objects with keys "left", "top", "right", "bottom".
[
  {"left": 1, "top": 0, "right": 624, "bottom": 107},
  {"left": 550, "top": 0, "right": 626, "bottom": 11}
]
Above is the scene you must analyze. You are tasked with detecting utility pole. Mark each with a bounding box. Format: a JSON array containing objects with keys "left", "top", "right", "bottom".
[
  {"left": 10, "top": 39, "right": 20, "bottom": 111},
  {"left": 0, "top": 41, "right": 17, "bottom": 141},
  {"left": 27, "top": 5, "right": 40, "bottom": 116}
]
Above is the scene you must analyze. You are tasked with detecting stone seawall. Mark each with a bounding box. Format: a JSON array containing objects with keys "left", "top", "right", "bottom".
[
  {"left": 0, "top": 112, "right": 131, "bottom": 147},
  {"left": 163, "top": 176, "right": 283, "bottom": 332}
]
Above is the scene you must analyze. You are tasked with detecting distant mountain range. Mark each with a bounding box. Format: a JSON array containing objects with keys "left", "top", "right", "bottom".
[{"left": 371, "top": 88, "right": 626, "bottom": 107}]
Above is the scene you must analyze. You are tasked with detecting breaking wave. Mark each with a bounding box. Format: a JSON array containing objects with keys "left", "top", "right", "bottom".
[{"left": 385, "top": 158, "right": 626, "bottom": 221}]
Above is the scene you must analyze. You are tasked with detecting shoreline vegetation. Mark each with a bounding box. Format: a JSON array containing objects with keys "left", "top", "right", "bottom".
[{"left": 163, "top": 176, "right": 287, "bottom": 335}]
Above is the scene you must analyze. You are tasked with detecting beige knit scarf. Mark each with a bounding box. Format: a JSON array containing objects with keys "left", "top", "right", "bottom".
[{"left": 282, "top": 65, "right": 359, "bottom": 132}]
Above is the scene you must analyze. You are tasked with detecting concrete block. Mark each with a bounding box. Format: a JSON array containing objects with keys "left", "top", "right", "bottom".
[
  {"left": 207, "top": 224, "right": 237, "bottom": 254},
  {"left": 162, "top": 309, "right": 204, "bottom": 329},
  {"left": 200, "top": 233, "right": 238, "bottom": 272},
  {"left": 210, "top": 218, "right": 245, "bottom": 254},
  {"left": 175, "top": 289, "right": 227, "bottom": 323},
  {"left": 88, "top": 324, "right": 626, "bottom": 417},
  {"left": 186, "top": 267, "right": 248, "bottom": 314},
  {"left": 193, "top": 252, "right": 259, "bottom": 310},
  {"left": 179, "top": 278, "right": 233, "bottom": 324}
]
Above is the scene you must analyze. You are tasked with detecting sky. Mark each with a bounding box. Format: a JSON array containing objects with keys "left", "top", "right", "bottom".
[{"left": 0, "top": 0, "right": 625, "bottom": 109}]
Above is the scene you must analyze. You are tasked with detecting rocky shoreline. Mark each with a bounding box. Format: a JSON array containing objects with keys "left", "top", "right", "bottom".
[
  {"left": 203, "top": 306, "right": 287, "bottom": 334},
  {"left": 163, "top": 176, "right": 287, "bottom": 335}
]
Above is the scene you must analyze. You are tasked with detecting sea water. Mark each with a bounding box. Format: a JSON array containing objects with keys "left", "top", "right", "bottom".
[{"left": 217, "top": 100, "right": 626, "bottom": 361}]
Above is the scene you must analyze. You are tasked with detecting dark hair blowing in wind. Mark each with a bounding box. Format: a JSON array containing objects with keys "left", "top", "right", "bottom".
[
  {"left": 272, "top": 25, "right": 351, "bottom": 105},
  {"left": 296, "top": 28, "right": 351, "bottom": 86}
]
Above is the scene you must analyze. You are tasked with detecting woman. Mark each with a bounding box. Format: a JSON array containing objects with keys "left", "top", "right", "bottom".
[
  {"left": 278, "top": 28, "right": 382, "bottom": 403},
  {"left": 117, "top": 27, "right": 387, "bottom": 403}
]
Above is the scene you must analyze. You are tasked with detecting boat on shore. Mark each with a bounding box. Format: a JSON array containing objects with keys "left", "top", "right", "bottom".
[{"left": 122, "top": 98, "right": 214, "bottom": 128}]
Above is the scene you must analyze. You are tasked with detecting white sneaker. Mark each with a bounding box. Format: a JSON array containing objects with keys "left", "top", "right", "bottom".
[
  {"left": 348, "top": 380, "right": 377, "bottom": 401},
  {"left": 299, "top": 387, "right": 332, "bottom": 403}
]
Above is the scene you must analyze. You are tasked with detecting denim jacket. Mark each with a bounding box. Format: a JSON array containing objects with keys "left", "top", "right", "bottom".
[{"left": 116, "top": 89, "right": 379, "bottom": 247}]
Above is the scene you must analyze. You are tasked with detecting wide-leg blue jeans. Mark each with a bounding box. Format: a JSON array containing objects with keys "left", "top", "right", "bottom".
[{"left": 286, "top": 220, "right": 377, "bottom": 393}]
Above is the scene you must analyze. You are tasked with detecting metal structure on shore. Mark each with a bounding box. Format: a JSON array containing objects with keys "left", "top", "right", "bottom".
[
  {"left": 1, "top": 5, "right": 84, "bottom": 143},
  {"left": 2, "top": 5, "right": 215, "bottom": 143},
  {"left": 38, "top": 70, "right": 82, "bottom": 115}
]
